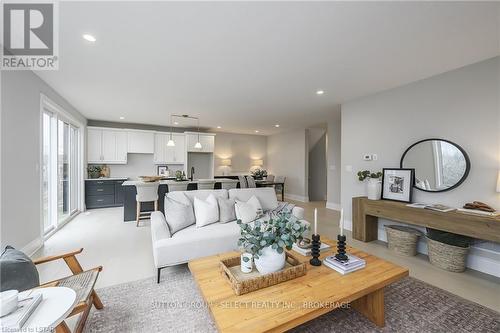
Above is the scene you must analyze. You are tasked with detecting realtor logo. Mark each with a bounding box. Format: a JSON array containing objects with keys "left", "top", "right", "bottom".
[{"left": 1, "top": 1, "right": 59, "bottom": 70}]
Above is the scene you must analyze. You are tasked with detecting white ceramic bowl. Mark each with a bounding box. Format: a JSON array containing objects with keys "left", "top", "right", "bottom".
[{"left": 0, "top": 290, "right": 19, "bottom": 317}]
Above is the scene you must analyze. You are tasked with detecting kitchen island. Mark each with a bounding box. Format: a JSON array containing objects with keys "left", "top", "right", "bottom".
[{"left": 121, "top": 178, "right": 239, "bottom": 222}]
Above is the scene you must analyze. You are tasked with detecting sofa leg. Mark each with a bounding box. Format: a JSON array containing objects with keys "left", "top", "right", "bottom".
[{"left": 157, "top": 267, "right": 162, "bottom": 284}]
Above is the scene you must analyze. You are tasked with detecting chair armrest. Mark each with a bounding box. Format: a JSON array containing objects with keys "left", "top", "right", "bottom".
[
  {"left": 33, "top": 248, "right": 84, "bottom": 265},
  {"left": 292, "top": 206, "right": 304, "bottom": 220}
]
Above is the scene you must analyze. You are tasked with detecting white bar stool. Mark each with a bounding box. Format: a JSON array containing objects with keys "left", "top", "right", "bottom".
[{"left": 136, "top": 182, "right": 159, "bottom": 227}]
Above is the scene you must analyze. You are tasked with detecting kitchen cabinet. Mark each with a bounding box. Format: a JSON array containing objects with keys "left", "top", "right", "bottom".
[
  {"left": 186, "top": 133, "right": 215, "bottom": 153},
  {"left": 154, "top": 133, "right": 185, "bottom": 164},
  {"left": 85, "top": 179, "right": 126, "bottom": 208},
  {"left": 87, "top": 127, "right": 127, "bottom": 164},
  {"left": 127, "top": 130, "right": 154, "bottom": 154}
]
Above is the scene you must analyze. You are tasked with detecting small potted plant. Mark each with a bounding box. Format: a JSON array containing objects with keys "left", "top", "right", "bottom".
[
  {"left": 237, "top": 212, "right": 308, "bottom": 274},
  {"left": 87, "top": 165, "right": 102, "bottom": 179},
  {"left": 251, "top": 169, "right": 267, "bottom": 180},
  {"left": 357, "top": 170, "right": 383, "bottom": 200}
]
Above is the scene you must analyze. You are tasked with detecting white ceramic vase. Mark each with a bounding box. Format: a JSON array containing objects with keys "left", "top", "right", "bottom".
[
  {"left": 254, "top": 246, "right": 286, "bottom": 274},
  {"left": 366, "top": 178, "right": 382, "bottom": 200},
  {"left": 240, "top": 253, "right": 253, "bottom": 273}
]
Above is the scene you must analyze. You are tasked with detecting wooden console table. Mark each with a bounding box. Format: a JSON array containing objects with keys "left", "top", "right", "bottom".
[{"left": 352, "top": 197, "right": 500, "bottom": 243}]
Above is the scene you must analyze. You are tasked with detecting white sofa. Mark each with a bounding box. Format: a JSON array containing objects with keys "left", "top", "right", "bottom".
[{"left": 151, "top": 187, "right": 307, "bottom": 282}]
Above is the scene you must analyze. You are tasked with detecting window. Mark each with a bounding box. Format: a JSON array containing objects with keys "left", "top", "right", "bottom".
[{"left": 41, "top": 96, "right": 83, "bottom": 236}]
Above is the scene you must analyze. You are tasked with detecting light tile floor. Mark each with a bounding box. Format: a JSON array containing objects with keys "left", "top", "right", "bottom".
[{"left": 34, "top": 201, "right": 500, "bottom": 313}]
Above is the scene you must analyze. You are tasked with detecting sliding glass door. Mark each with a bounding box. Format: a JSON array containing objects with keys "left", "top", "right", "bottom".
[{"left": 42, "top": 103, "right": 81, "bottom": 235}]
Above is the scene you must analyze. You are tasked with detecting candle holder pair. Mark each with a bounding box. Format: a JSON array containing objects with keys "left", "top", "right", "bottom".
[{"left": 309, "top": 234, "right": 349, "bottom": 266}]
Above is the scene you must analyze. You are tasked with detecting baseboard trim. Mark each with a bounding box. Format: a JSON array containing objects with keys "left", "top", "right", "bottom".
[
  {"left": 22, "top": 237, "right": 43, "bottom": 257},
  {"left": 326, "top": 202, "right": 341, "bottom": 211},
  {"left": 284, "top": 194, "right": 309, "bottom": 203}
]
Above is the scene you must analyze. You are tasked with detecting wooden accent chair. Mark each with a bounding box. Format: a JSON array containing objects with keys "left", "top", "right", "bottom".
[{"left": 33, "top": 248, "right": 103, "bottom": 333}]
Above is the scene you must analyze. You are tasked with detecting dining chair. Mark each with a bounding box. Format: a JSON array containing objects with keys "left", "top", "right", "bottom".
[
  {"left": 274, "top": 176, "right": 286, "bottom": 200},
  {"left": 238, "top": 175, "right": 248, "bottom": 188},
  {"left": 266, "top": 174, "right": 275, "bottom": 182},
  {"left": 246, "top": 176, "right": 257, "bottom": 188},
  {"left": 136, "top": 182, "right": 159, "bottom": 227},
  {"left": 197, "top": 181, "right": 216, "bottom": 190}
]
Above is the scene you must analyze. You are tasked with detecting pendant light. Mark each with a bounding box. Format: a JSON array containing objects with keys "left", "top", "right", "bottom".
[
  {"left": 194, "top": 117, "right": 202, "bottom": 149},
  {"left": 167, "top": 115, "right": 175, "bottom": 147}
]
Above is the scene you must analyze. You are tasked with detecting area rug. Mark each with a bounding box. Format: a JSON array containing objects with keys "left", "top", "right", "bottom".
[{"left": 84, "top": 265, "right": 499, "bottom": 333}]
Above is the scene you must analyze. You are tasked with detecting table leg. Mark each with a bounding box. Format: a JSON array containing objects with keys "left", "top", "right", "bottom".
[
  {"left": 281, "top": 184, "right": 285, "bottom": 202},
  {"left": 351, "top": 288, "right": 385, "bottom": 327}
]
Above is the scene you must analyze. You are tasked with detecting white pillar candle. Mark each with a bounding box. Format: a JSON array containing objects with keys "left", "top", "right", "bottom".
[
  {"left": 339, "top": 208, "right": 344, "bottom": 236},
  {"left": 314, "top": 208, "right": 318, "bottom": 235}
]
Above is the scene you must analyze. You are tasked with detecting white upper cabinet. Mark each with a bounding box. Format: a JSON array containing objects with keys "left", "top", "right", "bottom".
[
  {"left": 87, "top": 127, "right": 127, "bottom": 164},
  {"left": 127, "top": 130, "right": 154, "bottom": 154},
  {"left": 154, "top": 133, "right": 186, "bottom": 164},
  {"left": 87, "top": 128, "right": 102, "bottom": 163},
  {"left": 186, "top": 133, "right": 215, "bottom": 153}
]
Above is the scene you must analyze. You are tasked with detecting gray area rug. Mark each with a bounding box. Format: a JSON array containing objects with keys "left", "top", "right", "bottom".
[{"left": 84, "top": 265, "right": 499, "bottom": 333}]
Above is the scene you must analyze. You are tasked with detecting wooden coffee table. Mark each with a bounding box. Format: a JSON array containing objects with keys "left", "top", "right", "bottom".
[{"left": 188, "top": 238, "right": 409, "bottom": 333}]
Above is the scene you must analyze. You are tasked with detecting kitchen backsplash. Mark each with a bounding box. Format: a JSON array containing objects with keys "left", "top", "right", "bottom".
[{"left": 89, "top": 153, "right": 184, "bottom": 179}]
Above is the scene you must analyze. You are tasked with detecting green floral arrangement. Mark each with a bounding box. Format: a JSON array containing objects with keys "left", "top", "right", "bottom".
[
  {"left": 357, "top": 170, "right": 382, "bottom": 181},
  {"left": 251, "top": 169, "right": 267, "bottom": 180},
  {"left": 87, "top": 165, "right": 102, "bottom": 179},
  {"left": 237, "top": 212, "right": 308, "bottom": 259}
]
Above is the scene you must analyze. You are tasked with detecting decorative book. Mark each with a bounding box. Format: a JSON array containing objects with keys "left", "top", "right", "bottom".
[
  {"left": 1, "top": 293, "right": 43, "bottom": 330},
  {"left": 406, "top": 203, "right": 455, "bottom": 212},
  {"left": 323, "top": 254, "right": 366, "bottom": 275}
]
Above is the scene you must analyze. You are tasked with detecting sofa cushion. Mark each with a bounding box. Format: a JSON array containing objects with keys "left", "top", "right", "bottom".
[
  {"left": 153, "top": 221, "right": 240, "bottom": 267},
  {"left": 235, "top": 195, "right": 263, "bottom": 223},
  {"left": 164, "top": 195, "right": 195, "bottom": 234},
  {"left": 194, "top": 194, "right": 219, "bottom": 227},
  {"left": 229, "top": 188, "right": 278, "bottom": 212},
  {"left": 218, "top": 197, "right": 236, "bottom": 223},
  {"left": 0, "top": 246, "right": 40, "bottom": 292},
  {"left": 168, "top": 189, "right": 228, "bottom": 204}
]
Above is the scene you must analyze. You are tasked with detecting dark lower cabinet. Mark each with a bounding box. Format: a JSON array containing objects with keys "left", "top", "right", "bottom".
[{"left": 85, "top": 179, "right": 126, "bottom": 209}]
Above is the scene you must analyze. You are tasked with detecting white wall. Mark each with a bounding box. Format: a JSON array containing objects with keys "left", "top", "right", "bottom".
[
  {"left": 1, "top": 71, "right": 86, "bottom": 252},
  {"left": 341, "top": 57, "right": 500, "bottom": 276},
  {"left": 326, "top": 107, "right": 342, "bottom": 209},
  {"left": 214, "top": 132, "right": 267, "bottom": 175},
  {"left": 267, "top": 129, "right": 308, "bottom": 202}
]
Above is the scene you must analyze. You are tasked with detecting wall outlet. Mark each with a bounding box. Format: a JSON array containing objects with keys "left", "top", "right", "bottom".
[
  {"left": 363, "top": 154, "right": 372, "bottom": 161},
  {"left": 372, "top": 154, "right": 378, "bottom": 161}
]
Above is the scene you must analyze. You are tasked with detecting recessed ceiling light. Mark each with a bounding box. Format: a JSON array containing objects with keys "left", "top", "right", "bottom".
[
  {"left": 119, "top": 116, "right": 125, "bottom": 120},
  {"left": 254, "top": 130, "right": 259, "bottom": 133},
  {"left": 174, "top": 121, "right": 179, "bottom": 125},
  {"left": 82, "top": 34, "right": 96, "bottom": 42},
  {"left": 216, "top": 126, "right": 221, "bottom": 129},
  {"left": 274, "top": 124, "right": 280, "bottom": 128},
  {"left": 316, "top": 90, "right": 324, "bottom": 95}
]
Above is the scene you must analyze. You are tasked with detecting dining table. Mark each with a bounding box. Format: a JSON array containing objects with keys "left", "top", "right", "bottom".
[{"left": 255, "top": 179, "right": 285, "bottom": 201}]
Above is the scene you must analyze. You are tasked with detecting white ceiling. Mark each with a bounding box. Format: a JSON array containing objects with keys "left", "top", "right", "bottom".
[{"left": 36, "top": 1, "right": 500, "bottom": 135}]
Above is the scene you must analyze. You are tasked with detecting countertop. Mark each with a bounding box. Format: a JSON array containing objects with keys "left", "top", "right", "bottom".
[
  {"left": 122, "top": 178, "right": 239, "bottom": 186},
  {"left": 85, "top": 177, "right": 129, "bottom": 181}
]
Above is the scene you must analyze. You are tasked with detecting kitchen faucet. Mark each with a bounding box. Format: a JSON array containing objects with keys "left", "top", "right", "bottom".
[{"left": 190, "top": 166, "right": 195, "bottom": 181}]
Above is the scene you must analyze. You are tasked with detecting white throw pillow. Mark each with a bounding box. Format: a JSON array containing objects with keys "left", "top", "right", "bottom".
[
  {"left": 235, "top": 195, "right": 263, "bottom": 223},
  {"left": 164, "top": 194, "right": 195, "bottom": 234},
  {"left": 194, "top": 194, "right": 219, "bottom": 227}
]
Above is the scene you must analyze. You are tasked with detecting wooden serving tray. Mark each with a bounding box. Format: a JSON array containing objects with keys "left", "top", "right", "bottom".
[{"left": 219, "top": 252, "right": 306, "bottom": 295}]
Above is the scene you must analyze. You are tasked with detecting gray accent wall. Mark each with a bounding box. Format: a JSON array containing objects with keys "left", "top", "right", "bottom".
[{"left": 1, "top": 71, "right": 86, "bottom": 251}]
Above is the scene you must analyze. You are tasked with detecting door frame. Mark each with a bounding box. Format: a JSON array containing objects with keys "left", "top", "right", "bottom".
[{"left": 39, "top": 94, "right": 86, "bottom": 240}]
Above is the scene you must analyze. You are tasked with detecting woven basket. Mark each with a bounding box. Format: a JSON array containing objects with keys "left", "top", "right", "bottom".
[
  {"left": 427, "top": 237, "right": 469, "bottom": 272},
  {"left": 385, "top": 225, "right": 423, "bottom": 256}
]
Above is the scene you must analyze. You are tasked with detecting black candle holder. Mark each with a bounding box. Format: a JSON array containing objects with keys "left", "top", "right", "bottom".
[
  {"left": 335, "top": 234, "right": 349, "bottom": 262},
  {"left": 309, "top": 234, "right": 322, "bottom": 266}
]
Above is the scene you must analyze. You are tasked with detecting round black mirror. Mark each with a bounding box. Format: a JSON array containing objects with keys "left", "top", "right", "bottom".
[{"left": 400, "top": 139, "right": 470, "bottom": 192}]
